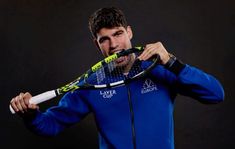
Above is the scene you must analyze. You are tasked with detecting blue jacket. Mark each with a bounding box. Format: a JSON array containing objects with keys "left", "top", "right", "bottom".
[{"left": 25, "top": 60, "right": 224, "bottom": 149}]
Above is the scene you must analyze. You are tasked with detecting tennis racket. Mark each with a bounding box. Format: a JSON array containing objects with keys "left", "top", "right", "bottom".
[{"left": 10, "top": 46, "right": 160, "bottom": 114}]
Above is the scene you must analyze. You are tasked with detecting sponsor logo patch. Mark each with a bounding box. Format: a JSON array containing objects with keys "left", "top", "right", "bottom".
[
  {"left": 100, "top": 90, "right": 117, "bottom": 98},
  {"left": 141, "top": 79, "right": 158, "bottom": 94}
]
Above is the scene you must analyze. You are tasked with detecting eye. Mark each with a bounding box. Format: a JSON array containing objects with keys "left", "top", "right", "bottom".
[
  {"left": 99, "top": 37, "right": 109, "bottom": 44},
  {"left": 114, "top": 31, "right": 123, "bottom": 37}
]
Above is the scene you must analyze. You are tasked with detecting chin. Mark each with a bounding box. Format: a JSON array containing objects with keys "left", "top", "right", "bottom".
[{"left": 115, "top": 56, "right": 130, "bottom": 67}]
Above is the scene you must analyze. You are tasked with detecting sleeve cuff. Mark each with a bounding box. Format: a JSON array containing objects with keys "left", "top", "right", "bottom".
[{"left": 165, "top": 59, "right": 186, "bottom": 75}]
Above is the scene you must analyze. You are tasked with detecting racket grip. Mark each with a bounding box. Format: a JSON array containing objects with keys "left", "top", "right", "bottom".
[{"left": 9, "top": 90, "right": 57, "bottom": 114}]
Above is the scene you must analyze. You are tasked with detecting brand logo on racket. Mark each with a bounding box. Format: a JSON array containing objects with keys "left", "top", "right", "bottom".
[
  {"left": 141, "top": 79, "right": 158, "bottom": 94},
  {"left": 100, "top": 90, "right": 117, "bottom": 99}
]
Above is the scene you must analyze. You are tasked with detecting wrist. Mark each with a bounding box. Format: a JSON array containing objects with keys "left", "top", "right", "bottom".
[
  {"left": 164, "top": 53, "right": 176, "bottom": 68},
  {"left": 164, "top": 53, "right": 186, "bottom": 75}
]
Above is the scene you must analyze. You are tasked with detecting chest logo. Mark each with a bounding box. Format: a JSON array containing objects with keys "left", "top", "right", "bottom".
[
  {"left": 100, "top": 90, "right": 117, "bottom": 99},
  {"left": 141, "top": 79, "right": 158, "bottom": 94}
]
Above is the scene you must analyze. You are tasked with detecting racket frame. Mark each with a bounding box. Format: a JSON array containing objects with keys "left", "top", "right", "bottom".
[{"left": 10, "top": 46, "right": 159, "bottom": 114}]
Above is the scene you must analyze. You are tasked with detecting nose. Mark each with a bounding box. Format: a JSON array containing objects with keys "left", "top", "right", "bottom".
[{"left": 109, "top": 37, "right": 118, "bottom": 50}]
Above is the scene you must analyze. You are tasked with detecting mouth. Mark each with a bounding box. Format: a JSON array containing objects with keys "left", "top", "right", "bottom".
[
  {"left": 109, "top": 50, "right": 125, "bottom": 63},
  {"left": 108, "top": 49, "right": 129, "bottom": 66},
  {"left": 109, "top": 49, "right": 124, "bottom": 55},
  {"left": 115, "top": 56, "right": 126, "bottom": 64}
]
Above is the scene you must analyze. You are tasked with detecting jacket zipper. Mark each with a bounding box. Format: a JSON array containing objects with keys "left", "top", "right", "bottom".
[{"left": 127, "top": 85, "right": 137, "bottom": 149}]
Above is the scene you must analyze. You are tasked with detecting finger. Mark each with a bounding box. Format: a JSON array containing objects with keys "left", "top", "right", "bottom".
[
  {"left": 15, "top": 95, "right": 24, "bottom": 113},
  {"left": 19, "top": 93, "right": 28, "bottom": 111},
  {"left": 24, "top": 92, "right": 32, "bottom": 99},
  {"left": 138, "top": 48, "right": 150, "bottom": 60},
  {"left": 25, "top": 93, "right": 38, "bottom": 110},
  {"left": 23, "top": 92, "right": 32, "bottom": 106},
  {"left": 142, "top": 53, "right": 155, "bottom": 61},
  {"left": 10, "top": 98, "right": 19, "bottom": 112},
  {"left": 138, "top": 52, "right": 151, "bottom": 61},
  {"left": 139, "top": 47, "right": 156, "bottom": 60}
]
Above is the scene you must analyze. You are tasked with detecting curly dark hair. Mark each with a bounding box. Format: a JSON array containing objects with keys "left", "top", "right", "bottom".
[{"left": 88, "top": 7, "right": 128, "bottom": 38}]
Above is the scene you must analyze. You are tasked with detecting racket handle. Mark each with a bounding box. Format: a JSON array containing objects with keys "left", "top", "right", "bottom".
[{"left": 9, "top": 90, "right": 57, "bottom": 114}]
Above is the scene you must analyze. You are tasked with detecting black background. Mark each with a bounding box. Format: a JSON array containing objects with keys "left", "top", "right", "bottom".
[{"left": 1, "top": 0, "right": 235, "bottom": 148}]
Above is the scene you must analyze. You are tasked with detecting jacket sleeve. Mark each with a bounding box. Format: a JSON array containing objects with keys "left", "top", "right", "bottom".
[
  {"left": 23, "top": 91, "right": 90, "bottom": 136},
  {"left": 167, "top": 60, "right": 225, "bottom": 103}
]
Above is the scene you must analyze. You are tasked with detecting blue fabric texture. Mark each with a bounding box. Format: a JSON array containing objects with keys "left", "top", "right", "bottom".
[{"left": 25, "top": 62, "right": 224, "bottom": 149}]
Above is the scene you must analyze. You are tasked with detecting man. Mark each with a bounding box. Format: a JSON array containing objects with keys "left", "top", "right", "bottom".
[{"left": 10, "top": 7, "right": 224, "bottom": 149}]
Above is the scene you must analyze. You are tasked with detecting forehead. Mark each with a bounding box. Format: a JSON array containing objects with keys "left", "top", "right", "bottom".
[{"left": 96, "top": 26, "right": 126, "bottom": 38}]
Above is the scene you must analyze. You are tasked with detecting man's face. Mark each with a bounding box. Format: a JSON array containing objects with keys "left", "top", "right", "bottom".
[{"left": 95, "top": 26, "right": 133, "bottom": 67}]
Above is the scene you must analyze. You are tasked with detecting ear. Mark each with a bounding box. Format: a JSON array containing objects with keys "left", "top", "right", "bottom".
[{"left": 126, "top": 26, "right": 133, "bottom": 40}]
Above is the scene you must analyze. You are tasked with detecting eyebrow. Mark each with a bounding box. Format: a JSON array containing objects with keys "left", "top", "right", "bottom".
[
  {"left": 113, "top": 30, "right": 124, "bottom": 36},
  {"left": 98, "top": 29, "right": 124, "bottom": 43}
]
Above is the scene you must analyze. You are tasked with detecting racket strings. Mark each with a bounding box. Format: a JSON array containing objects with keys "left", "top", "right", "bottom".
[
  {"left": 95, "top": 66, "right": 105, "bottom": 84},
  {"left": 101, "top": 61, "right": 125, "bottom": 84},
  {"left": 93, "top": 59, "right": 143, "bottom": 85},
  {"left": 127, "top": 60, "right": 143, "bottom": 78},
  {"left": 86, "top": 52, "right": 147, "bottom": 86},
  {"left": 94, "top": 61, "right": 121, "bottom": 85}
]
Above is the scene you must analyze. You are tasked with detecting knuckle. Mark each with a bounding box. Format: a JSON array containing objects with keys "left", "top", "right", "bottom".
[
  {"left": 156, "top": 41, "right": 162, "bottom": 45},
  {"left": 20, "top": 93, "right": 24, "bottom": 98},
  {"left": 24, "top": 92, "right": 32, "bottom": 98},
  {"left": 10, "top": 100, "right": 14, "bottom": 105},
  {"left": 10, "top": 97, "right": 15, "bottom": 102},
  {"left": 145, "top": 44, "right": 150, "bottom": 48},
  {"left": 15, "top": 96, "right": 19, "bottom": 102},
  {"left": 25, "top": 92, "right": 30, "bottom": 96}
]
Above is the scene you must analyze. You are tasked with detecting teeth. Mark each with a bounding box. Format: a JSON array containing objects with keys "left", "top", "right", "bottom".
[
  {"left": 114, "top": 51, "right": 121, "bottom": 54},
  {"left": 110, "top": 50, "right": 122, "bottom": 54}
]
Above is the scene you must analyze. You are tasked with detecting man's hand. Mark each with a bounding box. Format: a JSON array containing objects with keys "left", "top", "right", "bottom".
[
  {"left": 10, "top": 92, "right": 39, "bottom": 114},
  {"left": 138, "top": 42, "right": 170, "bottom": 65}
]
